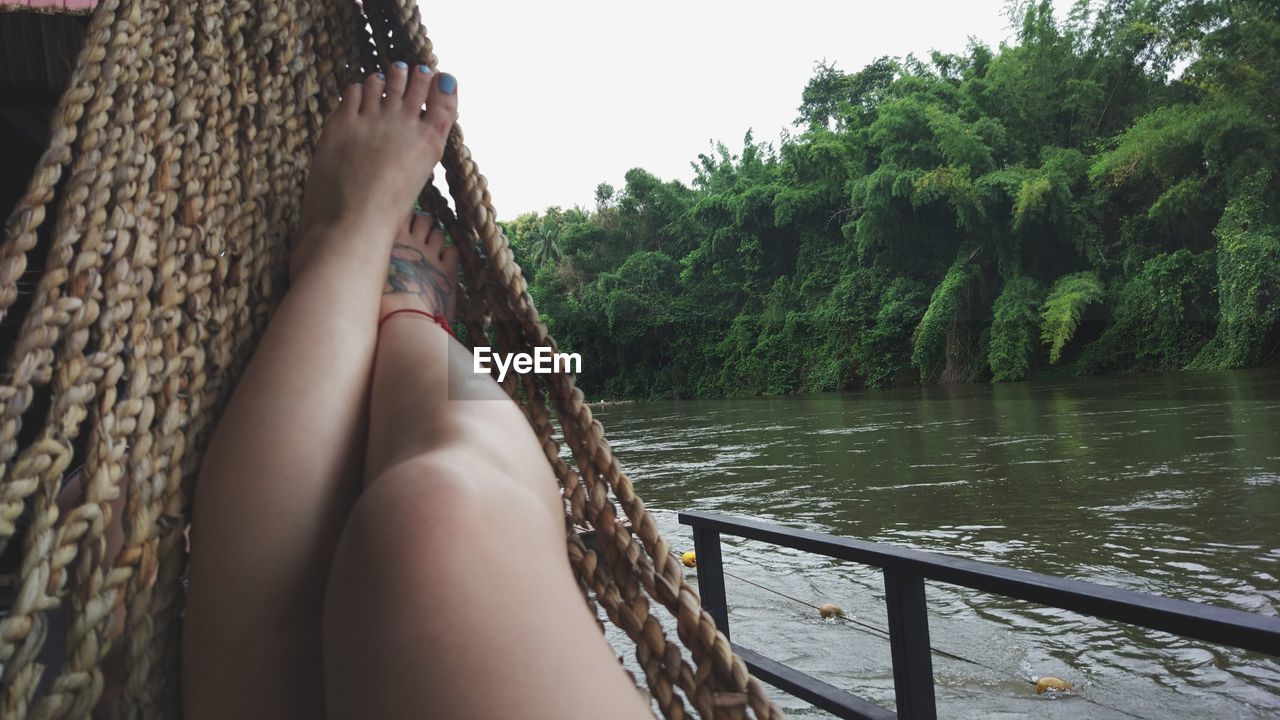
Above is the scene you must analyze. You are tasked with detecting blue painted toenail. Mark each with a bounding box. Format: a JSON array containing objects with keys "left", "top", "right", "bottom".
[
  {"left": 417, "top": 64, "right": 433, "bottom": 74},
  {"left": 393, "top": 61, "right": 408, "bottom": 70},
  {"left": 376, "top": 72, "right": 385, "bottom": 81},
  {"left": 438, "top": 73, "right": 457, "bottom": 95}
]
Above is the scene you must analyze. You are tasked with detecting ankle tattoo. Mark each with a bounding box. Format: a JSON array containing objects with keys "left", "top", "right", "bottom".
[{"left": 385, "top": 243, "right": 454, "bottom": 314}]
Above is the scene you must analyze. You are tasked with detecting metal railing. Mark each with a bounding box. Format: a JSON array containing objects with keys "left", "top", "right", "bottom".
[{"left": 679, "top": 510, "right": 1280, "bottom": 720}]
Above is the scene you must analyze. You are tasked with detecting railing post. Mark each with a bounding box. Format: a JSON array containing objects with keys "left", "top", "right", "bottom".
[
  {"left": 883, "top": 570, "right": 937, "bottom": 720},
  {"left": 692, "top": 526, "right": 730, "bottom": 640}
]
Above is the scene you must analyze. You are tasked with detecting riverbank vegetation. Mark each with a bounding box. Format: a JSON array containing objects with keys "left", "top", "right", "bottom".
[{"left": 502, "top": 0, "right": 1279, "bottom": 398}]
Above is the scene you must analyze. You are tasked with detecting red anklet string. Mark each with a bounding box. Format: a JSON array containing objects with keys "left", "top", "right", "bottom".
[{"left": 377, "top": 308, "right": 455, "bottom": 337}]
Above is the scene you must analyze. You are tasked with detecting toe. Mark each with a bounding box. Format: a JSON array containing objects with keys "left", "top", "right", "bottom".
[
  {"left": 385, "top": 60, "right": 409, "bottom": 102},
  {"left": 421, "top": 72, "right": 459, "bottom": 140},
  {"left": 424, "top": 224, "right": 446, "bottom": 255},
  {"left": 404, "top": 64, "right": 434, "bottom": 111},
  {"left": 440, "top": 245, "right": 461, "bottom": 319},
  {"left": 338, "top": 82, "right": 362, "bottom": 117},
  {"left": 440, "top": 243, "right": 459, "bottom": 272},
  {"left": 440, "top": 244, "right": 460, "bottom": 270},
  {"left": 359, "top": 72, "right": 386, "bottom": 114},
  {"left": 410, "top": 212, "right": 433, "bottom": 242}
]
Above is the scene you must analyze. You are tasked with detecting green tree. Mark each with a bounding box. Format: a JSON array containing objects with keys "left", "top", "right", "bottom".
[
  {"left": 517, "top": 0, "right": 1280, "bottom": 399},
  {"left": 527, "top": 215, "right": 562, "bottom": 267}
]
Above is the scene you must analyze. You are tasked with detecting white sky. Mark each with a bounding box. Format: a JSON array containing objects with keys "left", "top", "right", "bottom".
[{"left": 420, "top": 0, "right": 1075, "bottom": 220}]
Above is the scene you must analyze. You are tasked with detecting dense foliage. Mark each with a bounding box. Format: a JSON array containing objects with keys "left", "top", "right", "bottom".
[{"left": 503, "top": 0, "right": 1280, "bottom": 399}]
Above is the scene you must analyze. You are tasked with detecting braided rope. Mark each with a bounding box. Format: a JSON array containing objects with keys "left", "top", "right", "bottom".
[{"left": 0, "top": 1, "right": 785, "bottom": 716}]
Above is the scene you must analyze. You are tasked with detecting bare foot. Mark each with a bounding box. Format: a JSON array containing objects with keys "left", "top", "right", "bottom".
[
  {"left": 380, "top": 211, "right": 460, "bottom": 324},
  {"left": 292, "top": 62, "right": 459, "bottom": 281}
]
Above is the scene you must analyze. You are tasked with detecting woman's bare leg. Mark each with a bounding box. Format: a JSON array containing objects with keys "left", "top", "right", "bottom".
[
  {"left": 182, "top": 62, "right": 458, "bottom": 718},
  {"left": 322, "top": 218, "right": 652, "bottom": 719}
]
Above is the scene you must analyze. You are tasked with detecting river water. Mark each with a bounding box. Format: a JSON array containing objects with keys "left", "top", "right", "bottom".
[{"left": 591, "top": 368, "right": 1280, "bottom": 719}]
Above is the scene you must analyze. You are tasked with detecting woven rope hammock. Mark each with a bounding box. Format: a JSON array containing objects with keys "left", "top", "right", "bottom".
[{"left": 0, "top": 0, "right": 783, "bottom": 717}]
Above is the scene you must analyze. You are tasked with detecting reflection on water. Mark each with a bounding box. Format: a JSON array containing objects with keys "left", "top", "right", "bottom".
[{"left": 595, "top": 369, "right": 1280, "bottom": 718}]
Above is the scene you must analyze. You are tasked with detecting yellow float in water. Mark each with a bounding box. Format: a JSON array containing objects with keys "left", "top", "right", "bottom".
[
  {"left": 681, "top": 551, "right": 697, "bottom": 568},
  {"left": 819, "top": 602, "right": 845, "bottom": 619},
  {"left": 1035, "top": 676, "right": 1072, "bottom": 694}
]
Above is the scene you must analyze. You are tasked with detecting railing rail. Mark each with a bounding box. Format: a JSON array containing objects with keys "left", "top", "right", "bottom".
[{"left": 679, "top": 510, "right": 1280, "bottom": 720}]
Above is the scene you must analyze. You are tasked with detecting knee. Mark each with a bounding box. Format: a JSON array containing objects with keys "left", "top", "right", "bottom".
[
  {"left": 343, "top": 456, "right": 560, "bottom": 565},
  {"left": 350, "top": 458, "right": 485, "bottom": 543},
  {"left": 331, "top": 459, "right": 551, "bottom": 616},
  {"left": 328, "top": 461, "right": 483, "bottom": 615},
  {"left": 353, "top": 455, "right": 543, "bottom": 533}
]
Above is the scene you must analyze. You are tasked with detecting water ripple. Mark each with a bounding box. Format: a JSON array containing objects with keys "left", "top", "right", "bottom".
[{"left": 594, "top": 369, "right": 1280, "bottom": 718}]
